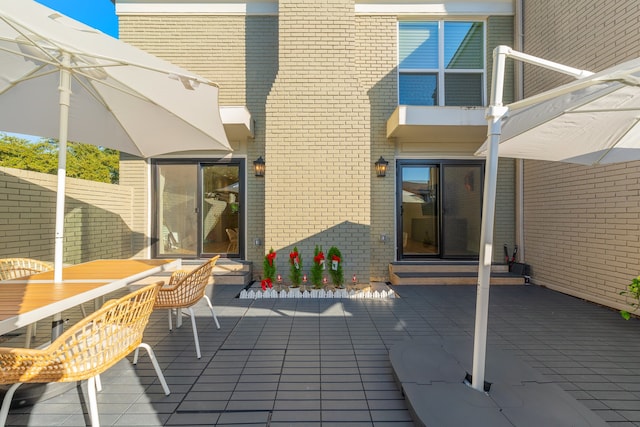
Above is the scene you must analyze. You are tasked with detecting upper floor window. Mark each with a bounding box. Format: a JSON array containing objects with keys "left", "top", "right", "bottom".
[{"left": 398, "top": 21, "right": 485, "bottom": 106}]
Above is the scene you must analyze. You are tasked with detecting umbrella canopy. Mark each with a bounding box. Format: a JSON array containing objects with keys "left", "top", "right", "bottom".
[
  {"left": 471, "top": 46, "right": 640, "bottom": 392},
  {"left": 476, "top": 55, "right": 640, "bottom": 165},
  {"left": 0, "top": 0, "right": 231, "bottom": 282},
  {"left": 0, "top": 0, "right": 230, "bottom": 156}
]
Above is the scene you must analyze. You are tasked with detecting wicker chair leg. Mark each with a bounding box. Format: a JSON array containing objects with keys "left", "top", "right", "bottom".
[
  {"left": 188, "top": 307, "right": 202, "bottom": 359},
  {"left": 167, "top": 309, "right": 173, "bottom": 331},
  {"left": 25, "top": 324, "right": 33, "bottom": 348},
  {"left": 137, "top": 343, "right": 171, "bottom": 395},
  {"left": 176, "top": 308, "right": 183, "bottom": 329},
  {"left": 203, "top": 295, "right": 221, "bottom": 329},
  {"left": 0, "top": 382, "right": 21, "bottom": 427},
  {"left": 87, "top": 376, "right": 100, "bottom": 427}
]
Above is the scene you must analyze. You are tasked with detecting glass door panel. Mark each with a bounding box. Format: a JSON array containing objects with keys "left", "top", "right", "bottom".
[
  {"left": 157, "top": 164, "right": 198, "bottom": 256},
  {"left": 400, "top": 165, "right": 440, "bottom": 257},
  {"left": 202, "top": 164, "right": 240, "bottom": 256},
  {"left": 441, "top": 164, "right": 482, "bottom": 258}
]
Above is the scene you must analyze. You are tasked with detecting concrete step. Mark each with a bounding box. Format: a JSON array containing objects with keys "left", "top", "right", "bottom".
[{"left": 389, "top": 262, "right": 525, "bottom": 286}]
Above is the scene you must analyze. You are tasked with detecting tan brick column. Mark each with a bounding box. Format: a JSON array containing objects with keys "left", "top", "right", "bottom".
[{"left": 264, "top": 0, "right": 371, "bottom": 282}]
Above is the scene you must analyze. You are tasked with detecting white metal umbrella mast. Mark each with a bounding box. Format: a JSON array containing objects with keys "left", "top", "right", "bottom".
[
  {"left": 471, "top": 45, "right": 594, "bottom": 392},
  {"left": 54, "top": 52, "right": 72, "bottom": 283},
  {"left": 0, "top": 0, "right": 231, "bottom": 285}
]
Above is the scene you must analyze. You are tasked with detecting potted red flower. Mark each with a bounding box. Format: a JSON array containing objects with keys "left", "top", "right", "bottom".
[
  {"left": 311, "top": 245, "right": 325, "bottom": 289},
  {"left": 327, "top": 246, "right": 344, "bottom": 288},
  {"left": 289, "top": 246, "right": 303, "bottom": 288},
  {"left": 261, "top": 248, "right": 276, "bottom": 291}
]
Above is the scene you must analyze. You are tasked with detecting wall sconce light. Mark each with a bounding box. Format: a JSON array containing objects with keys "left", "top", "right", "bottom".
[
  {"left": 375, "top": 156, "right": 389, "bottom": 177},
  {"left": 253, "top": 156, "right": 265, "bottom": 177}
]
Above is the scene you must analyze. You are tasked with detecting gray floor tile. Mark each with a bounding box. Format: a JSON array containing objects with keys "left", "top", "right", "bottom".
[
  {"left": 321, "top": 409, "right": 373, "bottom": 422},
  {"left": 217, "top": 410, "right": 273, "bottom": 424},
  {"left": 322, "top": 399, "right": 369, "bottom": 410},
  {"left": 5, "top": 283, "right": 640, "bottom": 426},
  {"left": 270, "top": 409, "right": 321, "bottom": 422}
]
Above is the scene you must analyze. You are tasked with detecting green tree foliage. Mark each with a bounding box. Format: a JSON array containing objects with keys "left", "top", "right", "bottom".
[{"left": 0, "top": 134, "right": 119, "bottom": 184}]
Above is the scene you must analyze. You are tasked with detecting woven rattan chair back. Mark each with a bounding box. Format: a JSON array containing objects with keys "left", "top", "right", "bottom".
[
  {"left": 0, "top": 282, "right": 170, "bottom": 427},
  {"left": 0, "top": 258, "right": 54, "bottom": 347},
  {"left": 0, "top": 258, "right": 52, "bottom": 281},
  {"left": 153, "top": 256, "right": 220, "bottom": 358},
  {"left": 154, "top": 255, "right": 219, "bottom": 310}
]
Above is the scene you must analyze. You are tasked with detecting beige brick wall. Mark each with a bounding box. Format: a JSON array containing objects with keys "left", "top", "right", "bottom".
[
  {"left": 119, "top": 15, "right": 278, "bottom": 269},
  {"left": 264, "top": 0, "right": 371, "bottom": 282},
  {"left": 488, "top": 16, "right": 516, "bottom": 260},
  {"left": 0, "top": 167, "right": 134, "bottom": 263},
  {"left": 523, "top": 0, "right": 640, "bottom": 96},
  {"left": 244, "top": 17, "right": 278, "bottom": 270},
  {"left": 118, "top": 154, "right": 149, "bottom": 257},
  {"left": 521, "top": 0, "right": 640, "bottom": 310},
  {"left": 356, "top": 15, "right": 397, "bottom": 280},
  {"left": 119, "top": 15, "right": 248, "bottom": 105},
  {"left": 118, "top": 5, "right": 516, "bottom": 279}
]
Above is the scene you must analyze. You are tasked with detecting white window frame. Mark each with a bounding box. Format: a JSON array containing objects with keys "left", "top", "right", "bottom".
[{"left": 397, "top": 19, "right": 487, "bottom": 107}]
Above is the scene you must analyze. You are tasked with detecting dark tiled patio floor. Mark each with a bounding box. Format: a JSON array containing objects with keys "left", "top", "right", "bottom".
[{"left": 3, "top": 283, "right": 640, "bottom": 426}]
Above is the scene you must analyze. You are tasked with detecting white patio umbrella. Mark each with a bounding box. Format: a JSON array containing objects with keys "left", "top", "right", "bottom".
[
  {"left": 471, "top": 46, "right": 640, "bottom": 391},
  {"left": 0, "top": 0, "right": 231, "bottom": 283}
]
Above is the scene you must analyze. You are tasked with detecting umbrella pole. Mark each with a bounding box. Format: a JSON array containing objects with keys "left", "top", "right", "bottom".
[
  {"left": 471, "top": 46, "right": 594, "bottom": 392},
  {"left": 471, "top": 46, "right": 508, "bottom": 392},
  {"left": 53, "top": 53, "right": 71, "bottom": 291}
]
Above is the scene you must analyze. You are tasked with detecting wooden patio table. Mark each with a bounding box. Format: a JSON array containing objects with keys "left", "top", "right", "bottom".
[
  {"left": 0, "top": 258, "right": 180, "bottom": 406},
  {"left": 0, "top": 258, "right": 180, "bottom": 339}
]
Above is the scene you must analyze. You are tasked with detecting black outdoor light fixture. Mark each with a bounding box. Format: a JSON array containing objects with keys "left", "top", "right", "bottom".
[
  {"left": 375, "top": 156, "right": 389, "bottom": 177},
  {"left": 253, "top": 156, "right": 265, "bottom": 177}
]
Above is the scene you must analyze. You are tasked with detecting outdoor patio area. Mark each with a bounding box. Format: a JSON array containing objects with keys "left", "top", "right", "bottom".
[{"left": 2, "top": 281, "right": 640, "bottom": 426}]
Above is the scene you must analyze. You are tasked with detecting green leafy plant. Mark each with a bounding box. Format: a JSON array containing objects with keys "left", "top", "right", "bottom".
[
  {"left": 289, "top": 246, "right": 302, "bottom": 288},
  {"left": 620, "top": 275, "right": 640, "bottom": 320},
  {"left": 311, "top": 245, "right": 325, "bottom": 289},
  {"left": 263, "top": 248, "right": 277, "bottom": 282},
  {"left": 327, "top": 246, "right": 344, "bottom": 288}
]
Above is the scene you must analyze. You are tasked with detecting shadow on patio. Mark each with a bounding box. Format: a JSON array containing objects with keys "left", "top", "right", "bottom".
[{"left": 2, "top": 282, "right": 640, "bottom": 426}]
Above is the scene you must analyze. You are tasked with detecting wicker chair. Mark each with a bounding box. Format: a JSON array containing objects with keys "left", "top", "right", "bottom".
[
  {"left": 0, "top": 258, "right": 53, "bottom": 281},
  {"left": 0, "top": 258, "right": 54, "bottom": 347},
  {"left": 151, "top": 256, "right": 220, "bottom": 359},
  {"left": 0, "top": 282, "right": 170, "bottom": 427}
]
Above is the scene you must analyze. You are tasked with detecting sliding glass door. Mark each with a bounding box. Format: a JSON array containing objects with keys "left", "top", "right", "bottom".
[
  {"left": 201, "top": 164, "right": 241, "bottom": 256},
  {"left": 397, "top": 160, "right": 483, "bottom": 260},
  {"left": 441, "top": 163, "right": 482, "bottom": 258},
  {"left": 155, "top": 160, "right": 244, "bottom": 258},
  {"left": 400, "top": 164, "right": 440, "bottom": 256},
  {"left": 157, "top": 163, "right": 198, "bottom": 256}
]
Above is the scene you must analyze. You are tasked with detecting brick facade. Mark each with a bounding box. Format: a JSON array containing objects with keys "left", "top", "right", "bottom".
[
  {"left": 116, "top": 1, "right": 516, "bottom": 282},
  {"left": 0, "top": 167, "right": 134, "bottom": 263},
  {"left": 521, "top": 0, "right": 640, "bottom": 310},
  {"left": 263, "top": 0, "right": 371, "bottom": 280}
]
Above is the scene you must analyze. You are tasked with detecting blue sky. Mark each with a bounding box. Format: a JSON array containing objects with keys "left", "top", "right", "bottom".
[{"left": 35, "top": 0, "right": 118, "bottom": 38}]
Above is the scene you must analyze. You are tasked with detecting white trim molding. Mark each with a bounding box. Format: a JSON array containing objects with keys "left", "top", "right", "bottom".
[
  {"left": 356, "top": 1, "right": 513, "bottom": 15},
  {"left": 116, "top": 1, "right": 278, "bottom": 16},
  {"left": 116, "top": 1, "right": 512, "bottom": 16}
]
